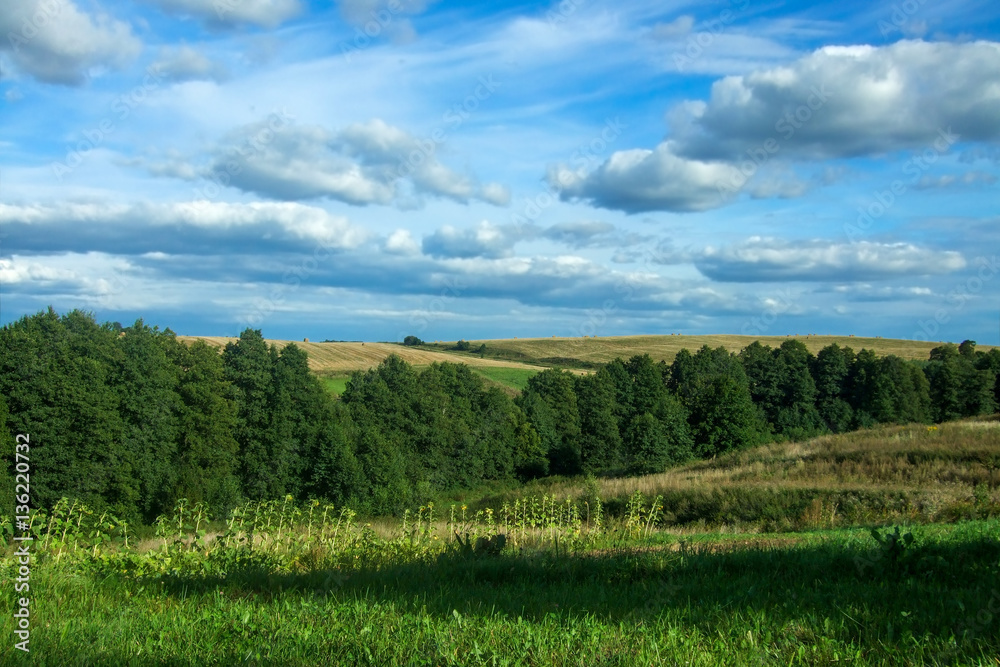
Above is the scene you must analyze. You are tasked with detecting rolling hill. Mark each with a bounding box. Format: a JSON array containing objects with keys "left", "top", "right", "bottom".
[{"left": 177, "top": 333, "right": 991, "bottom": 377}]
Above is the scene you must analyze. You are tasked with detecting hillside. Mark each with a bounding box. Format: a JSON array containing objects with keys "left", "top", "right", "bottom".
[
  {"left": 472, "top": 416, "right": 1000, "bottom": 531},
  {"left": 440, "top": 334, "right": 988, "bottom": 368},
  {"left": 175, "top": 337, "right": 545, "bottom": 374},
  {"left": 178, "top": 333, "right": 993, "bottom": 377}
]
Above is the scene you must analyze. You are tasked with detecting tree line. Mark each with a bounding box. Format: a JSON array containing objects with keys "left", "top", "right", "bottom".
[{"left": 2, "top": 309, "right": 998, "bottom": 522}]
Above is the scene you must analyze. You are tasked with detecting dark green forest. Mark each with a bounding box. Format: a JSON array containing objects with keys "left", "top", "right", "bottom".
[{"left": 2, "top": 308, "right": 998, "bottom": 523}]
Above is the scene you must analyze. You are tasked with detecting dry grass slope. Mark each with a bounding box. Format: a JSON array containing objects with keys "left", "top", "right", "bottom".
[
  {"left": 179, "top": 333, "right": 994, "bottom": 374},
  {"left": 176, "top": 337, "right": 545, "bottom": 374},
  {"left": 477, "top": 416, "right": 1000, "bottom": 532},
  {"left": 452, "top": 333, "right": 993, "bottom": 366}
]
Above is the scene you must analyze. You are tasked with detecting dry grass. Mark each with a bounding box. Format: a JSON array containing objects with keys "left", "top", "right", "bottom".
[
  {"left": 177, "top": 333, "right": 994, "bottom": 374},
  {"left": 484, "top": 417, "right": 1000, "bottom": 532},
  {"left": 458, "top": 334, "right": 993, "bottom": 366},
  {"left": 600, "top": 418, "right": 1000, "bottom": 498},
  {"left": 176, "top": 337, "right": 545, "bottom": 374}
]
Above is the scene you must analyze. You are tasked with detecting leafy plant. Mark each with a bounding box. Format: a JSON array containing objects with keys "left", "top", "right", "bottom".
[{"left": 870, "top": 525, "right": 915, "bottom": 568}]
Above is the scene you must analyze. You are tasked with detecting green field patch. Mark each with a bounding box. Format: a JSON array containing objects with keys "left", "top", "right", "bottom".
[
  {"left": 318, "top": 374, "right": 352, "bottom": 396},
  {"left": 472, "top": 366, "right": 539, "bottom": 392}
]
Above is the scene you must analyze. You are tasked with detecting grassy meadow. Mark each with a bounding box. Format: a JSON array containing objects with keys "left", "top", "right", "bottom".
[{"left": 3, "top": 418, "right": 1000, "bottom": 665}]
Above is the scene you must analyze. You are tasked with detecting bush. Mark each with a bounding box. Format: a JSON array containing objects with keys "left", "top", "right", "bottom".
[
  {"left": 403, "top": 335, "right": 423, "bottom": 346},
  {"left": 455, "top": 340, "right": 471, "bottom": 351}
]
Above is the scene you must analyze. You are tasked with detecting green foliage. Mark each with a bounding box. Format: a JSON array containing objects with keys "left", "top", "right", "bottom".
[
  {"left": 574, "top": 370, "right": 624, "bottom": 473},
  {"left": 3, "top": 307, "right": 996, "bottom": 532},
  {"left": 402, "top": 335, "right": 424, "bottom": 346},
  {"left": 868, "top": 525, "right": 916, "bottom": 574},
  {"left": 518, "top": 368, "right": 582, "bottom": 475},
  {"left": 926, "top": 343, "right": 998, "bottom": 422}
]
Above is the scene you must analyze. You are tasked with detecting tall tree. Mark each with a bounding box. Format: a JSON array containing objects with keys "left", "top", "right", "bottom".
[
  {"left": 114, "top": 321, "right": 183, "bottom": 521},
  {"left": 223, "top": 329, "right": 280, "bottom": 500},
  {"left": 575, "top": 369, "right": 624, "bottom": 474},
  {"left": 812, "top": 344, "right": 855, "bottom": 432},
  {"left": 772, "top": 340, "right": 824, "bottom": 438},
  {"left": 673, "top": 346, "right": 767, "bottom": 457},
  {"left": 518, "top": 369, "right": 582, "bottom": 475},
  {"left": 162, "top": 337, "right": 241, "bottom": 515}
]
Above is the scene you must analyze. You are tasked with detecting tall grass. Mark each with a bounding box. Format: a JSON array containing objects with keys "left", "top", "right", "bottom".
[{"left": 2, "top": 503, "right": 998, "bottom": 665}]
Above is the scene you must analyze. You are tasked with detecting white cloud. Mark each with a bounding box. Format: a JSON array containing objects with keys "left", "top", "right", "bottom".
[
  {"left": 384, "top": 229, "right": 420, "bottom": 255},
  {"left": 548, "top": 142, "right": 736, "bottom": 213},
  {"left": 0, "top": 0, "right": 140, "bottom": 85},
  {"left": 1, "top": 201, "right": 370, "bottom": 252},
  {"left": 207, "top": 118, "right": 508, "bottom": 207},
  {"left": 676, "top": 39, "right": 1000, "bottom": 161},
  {"left": 422, "top": 220, "right": 527, "bottom": 259},
  {"left": 696, "top": 237, "right": 967, "bottom": 282},
  {"left": 546, "top": 39, "right": 1000, "bottom": 213},
  {"left": 149, "top": 0, "right": 301, "bottom": 28},
  {"left": 152, "top": 45, "right": 229, "bottom": 82},
  {"left": 336, "top": 0, "right": 435, "bottom": 43}
]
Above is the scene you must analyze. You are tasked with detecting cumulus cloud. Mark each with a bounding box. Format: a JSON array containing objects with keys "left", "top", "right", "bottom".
[
  {"left": 207, "top": 118, "right": 508, "bottom": 207},
  {"left": 547, "top": 142, "right": 736, "bottom": 213},
  {"left": 695, "top": 237, "right": 967, "bottom": 282},
  {"left": 555, "top": 39, "right": 1000, "bottom": 213},
  {"left": 422, "top": 220, "right": 531, "bottom": 259},
  {"left": 0, "top": 0, "right": 140, "bottom": 85},
  {"left": 675, "top": 40, "right": 1000, "bottom": 161},
  {"left": 152, "top": 45, "right": 229, "bottom": 82},
  {"left": 384, "top": 229, "right": 420, "bottom": 255},
  {"left": 149, "top": 0, "right": 301, "bottom": 28},
  {"left": 1, "top": 201, "right": 370, "bottom": 255}
]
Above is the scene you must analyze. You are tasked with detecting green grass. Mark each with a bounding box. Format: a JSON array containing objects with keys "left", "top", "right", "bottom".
[
  {"left": 472, "top": 366, "right": 539, "bottom": 392},
  {"left": 318, "top": 374, "right": 351, "bottom": 396},
  {"left": 3, "top": 520, "right": 998, "bottom": 665},
  {"left": 5, "top": 420, "right": 1000, "bottom": 665}
]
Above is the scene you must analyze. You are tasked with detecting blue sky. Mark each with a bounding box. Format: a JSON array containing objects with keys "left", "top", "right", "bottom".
[{"left": 2, "top": 0, "right": 999, "bottom": 344}]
